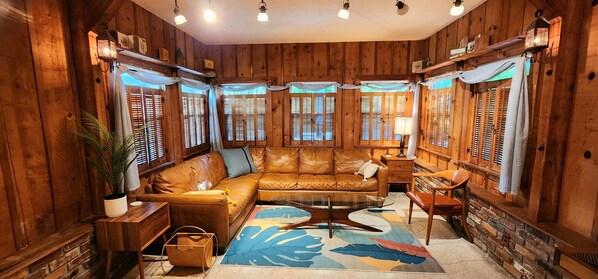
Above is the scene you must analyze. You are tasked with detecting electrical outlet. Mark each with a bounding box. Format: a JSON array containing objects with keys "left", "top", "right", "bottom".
[{"left": 501, "top": 234, "right": 510, "bottom": 247}]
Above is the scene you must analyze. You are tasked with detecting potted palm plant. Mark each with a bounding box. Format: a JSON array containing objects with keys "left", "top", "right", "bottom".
[{"left": 77, "top": 111, "right": 141, "bottom": 217}]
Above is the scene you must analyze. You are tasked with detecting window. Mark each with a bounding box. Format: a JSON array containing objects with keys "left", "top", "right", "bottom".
[
  {"left": 421, "top": 79, "right": 453, "bottom": 153},
  {"left": 290, "top": 85, "right": 337, "bottom": 146},
  {"left": 122, "top": 73, "right": 167, "bottom": 172},
  {"left": 222, "top": 86, "right": 267, "bottom": 146},
  {"left": 181, "top": 85, "right": 208, "bottom": 154},
  {"left": 468, "top": 79, "right": 511, "bottom": 170},
  {"left": 359, "top": 86, "right": 411, "bottom": 145}
]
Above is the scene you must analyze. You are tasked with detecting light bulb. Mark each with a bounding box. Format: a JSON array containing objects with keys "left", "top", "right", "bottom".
[
  {"left": 257, "top": 11, "right": 269, "bottom": 22},
  {"left": 337, "top": 8, "right": 349, "bottom": 20},
  {"left": 174, "top": 14, "right": 187, "bottom": 25},
  {"left": 450, "top": 2, "right": 464, "bottom": 16},
  {"left": 204, "top": 8, "right": 216, "bottom": 22}
]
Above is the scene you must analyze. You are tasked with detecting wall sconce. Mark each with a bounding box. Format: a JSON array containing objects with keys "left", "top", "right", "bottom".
[
  {"left": 96, "top": 28, "right": 118, "bottom": 71},
  {"left": 394, "top": 117, "right": 413, "bottom": 157},
  {"left": 524, "top": 10, "right": 550, "bottom": 54}
]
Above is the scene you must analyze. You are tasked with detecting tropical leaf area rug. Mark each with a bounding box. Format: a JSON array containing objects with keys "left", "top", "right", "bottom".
[{"left": 221, "top": 206, "right": 444, "bottom": 273}]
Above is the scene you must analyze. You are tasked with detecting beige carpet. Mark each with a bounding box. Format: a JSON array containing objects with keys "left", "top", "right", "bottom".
[{"left": 124, "top": 192, "right": 510, "bottom": 279}]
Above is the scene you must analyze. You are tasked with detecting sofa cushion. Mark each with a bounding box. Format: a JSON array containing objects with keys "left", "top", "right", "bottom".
[
  {"left": 335, "top": 174, "right": 378, "bottom": 191},
  {"left": 299, "top": 148, "right": 334, "bottom": 174},
  {"left": 214, "top": 173, "right": 262, "bottom": 197},
  {"left": 264, "top": 147, "right": 299, "bottom": 173},
  {"left": 297, "top": 174, "right": 336, "bottom": 190},
  {"left": 185, "top": 152, "right": 227, "bottom": 189},
  {"left": 226, "top": 193, "right": 252, "bottom": 223},
  {"left": 334, "top": 149, "right": 371, "bottom": 174},
  {"left": 219, "top": 146, "right": 257, "bottom": 178},
  {"left": 258, "top": 173, "right": 298, "bottom": 190},
  {"left": 153, "top": 163, "right": 196, "bottom": 194},
  {"left": 250, "top": 147, "right": 266, "bottom": 172}
]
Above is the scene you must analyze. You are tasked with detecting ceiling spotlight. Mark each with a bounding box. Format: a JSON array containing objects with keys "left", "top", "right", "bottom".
[
  {"left": 257, "top": 0, "right": 268, "bottom": 22},
  {"left": 337, "top": 0, "right": 350, "bottom": 20},
  {"left": 173, "top": 0, "right": 186, "bottom": 25},
  {"left": 396, "top": 0, "right": 409, "bottom": 16},
  {"left": 450, "top": 0, "right": 464, "bottom": 16}
]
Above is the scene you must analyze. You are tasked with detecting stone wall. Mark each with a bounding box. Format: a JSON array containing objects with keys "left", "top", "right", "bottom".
[
  {"left": 414, "top": 165, "right": 563, "bottom": 279},
  {"left": 13, "top": 229, "right": 135, "bottom": 279}
]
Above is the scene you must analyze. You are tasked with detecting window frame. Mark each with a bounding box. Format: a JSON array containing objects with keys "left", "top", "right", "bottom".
[
  {"left": 466, "top": 79, "right": 512, "bottom": 172},
  {"left": 287, "top": 85, "right": 339, "bottom": 147},
  {"left": 420, "top": 85, "right": 453, "bottom": 155},
  {"left": 124, "top": 83, "right": 170, "bottom": 173},
  {"left": 180, "top": 84, "right": 209, "bottom": 156},
  {"left": 357, "top": 90, "right": 413, "bottom": 146},
  {"left": 220, "top": 86, "right": 268, "bottom": 147}
]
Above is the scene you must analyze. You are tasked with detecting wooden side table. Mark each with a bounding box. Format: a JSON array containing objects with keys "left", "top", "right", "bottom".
[
  {"left": 381, "top": 156, "right": 414, "bottom": 192},
  {"left": 95, "top": 201, "right": 170, "bottom": 279}
]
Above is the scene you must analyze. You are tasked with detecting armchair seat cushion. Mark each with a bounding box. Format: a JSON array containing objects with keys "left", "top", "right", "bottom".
[
  {"left": 297, "top": 174, "right": 336, "bottom": 190},
  {"left": 335, "top": 174, "right": 378, "bottom": 191},
  {"left": 258, "top": 173, "right": 298, "bottom": 190},
  {"left": 406, "top": 192, "right": 463, "bottom": 212}
]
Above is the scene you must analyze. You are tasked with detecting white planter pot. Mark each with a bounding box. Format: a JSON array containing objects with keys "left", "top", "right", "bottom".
[{"left": 104, "top": 194, "right": 128, "bottom": 217}]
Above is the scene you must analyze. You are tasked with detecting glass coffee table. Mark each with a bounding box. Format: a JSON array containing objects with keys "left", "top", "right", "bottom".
[{"left": 271, "top": 193, "right": 393, "bottom": 238}]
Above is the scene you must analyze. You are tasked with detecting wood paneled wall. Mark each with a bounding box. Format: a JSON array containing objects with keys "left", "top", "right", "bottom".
[
  {"left": 108, "top": 0, "right": 207, "bottom": 73},
  {"left": 0, "top": 0, "right": 91, "bottom": 259},
  {"left": 205, "top": 40, "right": 426, "bottom": 154}
]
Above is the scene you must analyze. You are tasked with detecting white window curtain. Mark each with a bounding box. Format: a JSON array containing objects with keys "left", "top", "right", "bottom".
[
  {"left": 287, "top": 82, "right": 339, "bottom": 91},
  {"left": 113, "top": 67, "right": 140, "bottom": 192},
  {"left": 407, "top": 82, "right": 420, "bottom": 159},
  {"left": 419, "top": 56, "right": 528, "bottom": 194},
  {"left": 113, "top": 65, "right": 180, "bottom": 192},
  {"left": 361, "top": 81, "right": 411, "bottom": 92},
  {"left": 454, "top": 56, "right": 528, "bottom": 195},
  {"left": 180, "top": 77, "right": 211, "bottom": 91},
  {"left": 497, "top": 57, "right": 529, "bottom": 195},
  {"left": 209, "top": 87, "right": 223, "bottom": 151}
]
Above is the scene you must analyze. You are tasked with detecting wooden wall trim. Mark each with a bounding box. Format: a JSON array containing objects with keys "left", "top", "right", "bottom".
[{"left": 528, "top": 1, "right": 587, "bottom": 223}]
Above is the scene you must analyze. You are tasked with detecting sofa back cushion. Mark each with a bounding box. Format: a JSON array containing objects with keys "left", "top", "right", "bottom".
[
  {"left": 153, "top": 163, "right": 196, "bottom": 194},
  {"left": 185, "top": 152, "right": 227, "bottom": 188},
  {"left": 334, "top": 149, "right": 371, "bottom": 174},
  {"left": 299, "top": 148, "right": 334, "bottom": 174},
  {"left": 264, "top": 147, "right": 299, "bottom": 173},
  {"left": 249, "top": 147, "right": 266, "bottom": 172}
]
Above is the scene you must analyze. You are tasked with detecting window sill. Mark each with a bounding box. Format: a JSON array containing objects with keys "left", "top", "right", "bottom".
[{"left": 138, "top": 161, "right": 175, "bottom": 177}]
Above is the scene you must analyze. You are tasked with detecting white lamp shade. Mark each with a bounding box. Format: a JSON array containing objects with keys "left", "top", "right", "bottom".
[{"left": 394, "top": 117, "right": 413, "bottom": 135}]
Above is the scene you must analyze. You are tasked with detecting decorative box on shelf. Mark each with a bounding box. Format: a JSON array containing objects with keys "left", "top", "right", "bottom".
[
  {"left": 110, "top": 30, "right": 133, "bottom": 50},
  {"left": 132, "top": 35, "right": 147, "bottom": 55}
]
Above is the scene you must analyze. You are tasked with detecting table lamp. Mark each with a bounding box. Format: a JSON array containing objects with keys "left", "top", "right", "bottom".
[{"left": 394, "top": 117, "right": 413, "bottom": 157}]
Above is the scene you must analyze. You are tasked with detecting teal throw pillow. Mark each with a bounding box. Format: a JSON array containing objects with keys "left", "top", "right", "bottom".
[{"left": 219, "top": 146, "right": 257, "bottom": 178}]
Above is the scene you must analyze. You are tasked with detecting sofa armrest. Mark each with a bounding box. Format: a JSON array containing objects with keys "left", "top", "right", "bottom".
[
  {"left": 136, "top": 193, "right": 231, "bottom": 248},
  {"left": 371, "top": 158, "right": 389, "bottom": 197}
]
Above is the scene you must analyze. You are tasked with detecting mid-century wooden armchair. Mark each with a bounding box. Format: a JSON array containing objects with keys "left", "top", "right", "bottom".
[{"left": 406, "top": 169, "right": 472, "bottom": 245}]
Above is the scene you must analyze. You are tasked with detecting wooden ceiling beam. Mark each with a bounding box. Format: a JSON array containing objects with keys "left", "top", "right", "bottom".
[
  {"left": 527, "top": 0, "right": 566, "bottom": 19},
  {"left": 83, "top": 0, "right": 128, "bottom": 32}
]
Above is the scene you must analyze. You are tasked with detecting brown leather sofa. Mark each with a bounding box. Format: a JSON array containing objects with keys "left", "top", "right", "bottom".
[{"left": 136, "top": 147, "right": 388, "bottom": 251}]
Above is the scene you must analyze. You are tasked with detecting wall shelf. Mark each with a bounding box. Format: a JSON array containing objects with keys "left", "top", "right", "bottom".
[
  {"left": 118, "top": 49, "right": 216, "bottom": 78},
  {"left": 414, "top": 35, "right": 525, "bottom": 75}
]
